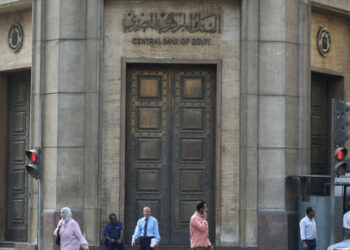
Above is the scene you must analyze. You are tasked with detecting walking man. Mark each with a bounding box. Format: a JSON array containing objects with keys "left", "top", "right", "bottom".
[
  {"left": 189, "top": 201, "right": 212, "bottom": 250},
  {"left": 104, "top": 213, "right": 124, "bottom": 250},
  {"left": 131, "top": 207, "right": 160, "bottom": 249},
  {"left": 299, "top": 207, "right": 317, "bottom": 250}
]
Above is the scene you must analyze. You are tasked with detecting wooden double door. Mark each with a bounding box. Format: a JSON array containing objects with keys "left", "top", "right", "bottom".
[
  {"left": 125, "top": 64, "right": 216, "bottom": 245},
  {"left": 6, "top": 71, "right": 30, "bottom": 241}
]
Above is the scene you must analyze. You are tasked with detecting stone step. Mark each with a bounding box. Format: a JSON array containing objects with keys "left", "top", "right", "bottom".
[
  {"left": 0, "top": 241, "right": 17, "bottom": 250},
  {"left": 0, "top": 241, "right": 15, "bottom": 248}
]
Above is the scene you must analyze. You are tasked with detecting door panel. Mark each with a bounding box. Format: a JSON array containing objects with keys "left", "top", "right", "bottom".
[
  {"left": 125, "top": 65, "right": 215, "bottom": 245},
  {"left": 6, "top": 71, "right": 30, "bottom": 241},
  {"left": 311, "top": 76, "right": 329, "bottom": 175},
  {"left": 170, "top": 67, "right": 215, "bottom": 244},
  {"left": 126, "top": 66, "right": 171, "bottom": 244}
]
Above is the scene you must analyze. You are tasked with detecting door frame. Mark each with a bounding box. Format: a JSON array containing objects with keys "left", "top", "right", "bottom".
[
  {"left": 0, "top": 73, "right": 8, "bottom": 240},
  {"left": 119, "top": 58, "right": 222, "bottom": 243}
]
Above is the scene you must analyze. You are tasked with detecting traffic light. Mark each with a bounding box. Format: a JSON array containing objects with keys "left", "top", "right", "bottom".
[
  {"left": 334, "top": 147, "right": 347, "bottom": 176},
  {"left": 334, "top": 100, "right": 350, "bottom": 145},
  {"left": 25, "top": 148, "right": 41, "bottom": 179},
  {"left": 332, "top": 99, "right": 350, "bottom": 176}
]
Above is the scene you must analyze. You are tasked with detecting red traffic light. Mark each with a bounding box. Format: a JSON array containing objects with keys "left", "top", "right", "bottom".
[
  {"left": 338, "top": 150, "right": 345, "bottom": 160},
  {"left": 25, "top": 149, "right": 39, "bottom": 163},
  {"left": 29, "top": 152, "right": 36, "bottom": 162},
  {"left": 25, "top": 148, "right": 41, "bottom": 179},
  {"left": 335, "top": 147, "right": 347, "bottom": 161}
]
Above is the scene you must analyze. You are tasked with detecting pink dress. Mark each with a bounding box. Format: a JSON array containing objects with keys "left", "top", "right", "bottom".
[{"left": 54, "top": 219, "right": 88, "bottom": 250}]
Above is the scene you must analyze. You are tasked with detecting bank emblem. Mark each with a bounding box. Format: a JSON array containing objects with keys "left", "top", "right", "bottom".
[
  {"left": 317, "top": 27, "right": 331, "bottom": 56},
  {"left": 8, "top": 24, "right": 23, "bottom": 52}
]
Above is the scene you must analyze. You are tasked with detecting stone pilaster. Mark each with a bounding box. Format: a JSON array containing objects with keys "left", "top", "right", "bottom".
[
  {"left": 32, "top": 0, "right": 103, "bottom": 246},
  {"left": 240, "top": 0, "right": 259, "bottom": 247},
  {"left": 257, "top": 0, "right": 304, "bottom": 249}
]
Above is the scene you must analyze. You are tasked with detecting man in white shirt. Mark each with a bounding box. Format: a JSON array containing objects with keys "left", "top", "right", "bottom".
[
  {"left": 299, "top": 207, "right": 317, "bottom": 250},
  {"left": 343, "top": 203, "right": 350, "bottom": 239}
]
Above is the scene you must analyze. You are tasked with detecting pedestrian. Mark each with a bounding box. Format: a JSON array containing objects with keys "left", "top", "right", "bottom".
[
  {"left": 189, "top": 201, "right": 213, "bottom": 250},
  {"left": 54, "top": 207, "right": 89, "bottom": 250},
  {"left": 104, "top": 213, "right": 124, "bottom": 250},
  {"left": 299, "top": 206, "right": 317, "bottom": 250},
  {"left": 131, "top": 206, "right": 160, "bottom": 249},
  {"left": 343, "top": 203, "right": 350, "bottom": 239}
]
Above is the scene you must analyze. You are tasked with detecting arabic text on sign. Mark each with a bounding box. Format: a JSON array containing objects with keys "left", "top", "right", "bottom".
[{"left": 123, "top": 12, "right": 221, "bottom": 34}]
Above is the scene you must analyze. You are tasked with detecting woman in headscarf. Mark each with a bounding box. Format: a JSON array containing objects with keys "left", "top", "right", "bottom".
[{"left": 54, "top": 207, "right": 89, "bottom": 250}]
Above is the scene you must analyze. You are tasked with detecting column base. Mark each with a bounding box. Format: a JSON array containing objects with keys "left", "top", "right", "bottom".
[{"left": 258, "top": 210, "right": 298, "bottom": 250}]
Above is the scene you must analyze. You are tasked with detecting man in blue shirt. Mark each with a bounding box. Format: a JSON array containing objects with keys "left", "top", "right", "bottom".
[
  {"left": 104, "top": 213, "right": 124, "bottom": 250},
  {"left": 131, "top": 207, "right": 161, "bottom": 250}
]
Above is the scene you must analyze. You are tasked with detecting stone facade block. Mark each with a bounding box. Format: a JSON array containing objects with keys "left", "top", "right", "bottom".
[
  {"left": 258, "top": 177, "right": 286, "bottom": 209},
  {"left": 58, "top": 41, "right": 86, "bottom": 92},
  {"left": 43, "top": 147, "right": 58, "bottom": 208},
  {"left": 57, "top": 94, "right": 85, "bottom": 147},
  {"left": 85, "top": 93, "right": 99, "bottom": 147},
  {"left": 286, "top": 0, "right": 299, "bottom": 44},
  {"left": 285, "top": 96, "right": 299, "bottom": 148},
  {"left": 259, "top": 96, "right": 286, "bottom": 148},
  {"left": 259, "top": 0, "right": 286, "bottom": 41},
  {"left": 286, "top": 43, "right": 299, "bottom": 96},
  {"left": 259, "top": 148, "right": 285, "bottom": 179},
  {"left": 258, "top": 211, "right": 298, "bottom": 250},
  {"left": 85, "top": 39, "right": 100, "bottom": 92},
  {"left": 45, "top": 0, "right": 60, "bottom": 40},
  {"left": 56, "top": 147, "right": 84, "bottom": 208},
  {"left": 60, "top": 0, "right": 87, "bottom": 39},
  {"left": 259, "top": 42, "right": 286, "bottom": 95},
  {"left": 44, "top": 41, "right": 59, "bottom": 93},
  {"left": 44, "top": 93, "right": 59, "bottom": 147}
]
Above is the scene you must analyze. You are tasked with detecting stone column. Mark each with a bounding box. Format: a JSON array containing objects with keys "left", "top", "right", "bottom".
[
  {"left": 257, "top": 0, "right": 302, "bottom": 249},
  {"left": 32, "top": 0, "right": 103, "bottom": 248},
  {"left": 240, "top": 0, "right": 259, "bottom": 247}
]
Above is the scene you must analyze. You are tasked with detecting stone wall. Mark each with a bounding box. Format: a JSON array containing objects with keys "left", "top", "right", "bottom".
[
  {"left": 0, "top": 7, "right": 31, "bottom": 71},
  {"left": 103, "top": 0, "right": 241, "bottom": 246},
  {"left": 311, "top": 11, "right": 350, "bottom": 98}
]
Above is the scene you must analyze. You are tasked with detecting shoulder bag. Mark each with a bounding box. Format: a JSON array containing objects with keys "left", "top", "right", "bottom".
[{"left": 55, "top": 227, "right": 60, "bottom": 246}]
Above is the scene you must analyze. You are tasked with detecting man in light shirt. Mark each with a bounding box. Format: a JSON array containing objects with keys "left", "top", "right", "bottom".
[
  {"left": 189, "top": 201, "right": 212, "bottom": 250},
  {"left": 343, "top": 203, "right": 350, "bottom": 239},
  {"left": 299, "top": 207, "right": 317, "bottom": 250},
  {"left": 131, "top": 207, "right": 160, "bottom": 250}
]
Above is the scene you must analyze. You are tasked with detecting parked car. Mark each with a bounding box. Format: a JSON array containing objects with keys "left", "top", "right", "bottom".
[{"left": 327, "top": 239, "right": 350, "bottom": 250}]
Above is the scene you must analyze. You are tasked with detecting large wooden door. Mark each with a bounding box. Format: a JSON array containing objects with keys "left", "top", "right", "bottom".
[
  {"left": 125, "top": 64, "right": 215, "bottom": 245},
  {"left": 6, "top": 71, "right": 30, "bottom": 241}
]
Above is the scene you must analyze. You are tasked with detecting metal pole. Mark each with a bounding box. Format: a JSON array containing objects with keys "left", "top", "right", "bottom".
[
  {"left": 330, "top": 99, "right": 336, "bottom": 244},
  {"left": 38, "top": 100, "right": 43, "bottom": 250}
]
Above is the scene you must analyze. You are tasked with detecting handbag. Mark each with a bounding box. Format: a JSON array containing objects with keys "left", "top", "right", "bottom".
[{"left": 55, "top": 228, "right": 60, "bottom": 246}]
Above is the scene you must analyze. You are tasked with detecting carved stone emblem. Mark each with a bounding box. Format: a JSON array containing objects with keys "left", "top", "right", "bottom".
[
  {"left": 317, "top": 27, "right": 331, "bottom": 56},
  {"left": 8, "top": 24, "right": 23, "bottom": 52}
]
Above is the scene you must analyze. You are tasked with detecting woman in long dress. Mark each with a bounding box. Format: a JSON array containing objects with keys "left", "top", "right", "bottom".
[{"left": 54, "top": 207, "right": 89, "bottom": 250}]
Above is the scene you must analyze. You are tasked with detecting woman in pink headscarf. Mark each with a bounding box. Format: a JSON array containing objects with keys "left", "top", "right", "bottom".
[{"left": 54, "top": 207, "right": 89, "bottom": 250}]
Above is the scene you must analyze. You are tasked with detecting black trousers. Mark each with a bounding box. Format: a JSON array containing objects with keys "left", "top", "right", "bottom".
[
  {"left": 105, "top": 240, "right": 124, "bottom": 250},
  {"left": 139, "top": 237, "right": 154, "bottom": 250}
]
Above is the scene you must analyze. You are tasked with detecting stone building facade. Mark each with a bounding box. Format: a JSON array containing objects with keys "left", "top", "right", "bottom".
[{"left": 0, "top": 0, "right": 350, "bottom": 249}]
